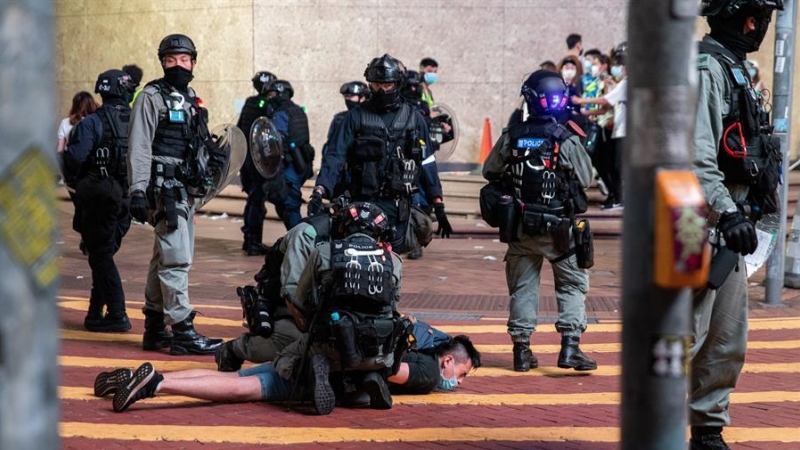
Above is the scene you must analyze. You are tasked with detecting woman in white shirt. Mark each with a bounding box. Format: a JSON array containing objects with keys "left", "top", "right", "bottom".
[{"left": 57, "top": 91, "right": 97, "bottom": 153}]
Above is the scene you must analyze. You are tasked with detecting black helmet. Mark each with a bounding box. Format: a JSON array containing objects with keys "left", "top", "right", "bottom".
[
  {"left": 333, "top": 202, "right": 392, "bottom": 241},
  {"left": 610, "top": 42, "right": 627, "bottom": 65},
  {"left": 265, "top": 79, "right": 294, "bottom": 100},
  {"left": 521, "top": 70, "right": 569, "bottom": 116},
  {"left": 404, "top": 70, "right": 422, "bottom": 87},
  {"left": 364, "top": 54, "right": 406, "bottom": 84},
  {"left": 95, "top": 69, "right": 137, "bottom": 100},
  {"left": 340, "top": 81, "right": 368, "bottom": 97},
  {"left": 252, "top": 71, "right": 277, "bottom": 93},
  {"left": 701, "top": 0, "right": 783, "bottom": 16},
  {"left": 158, "top": 34, "right": 197, "bottom": 60}
]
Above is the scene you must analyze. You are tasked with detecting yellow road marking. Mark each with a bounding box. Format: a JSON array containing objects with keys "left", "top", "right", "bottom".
[
  {"left": 58, "top": 300, "right": 800, "bottom": 333},
  {"left": 60, "top": 329, "right": 800, "bottom": 354},
  {"left": 59, "top": 386, "right": 800, "bottom": 407},
  {"left": 59, "top": 356, "right": 800, "bottom": 378},
  {"left": 58, "top": 296, "right": 242, "bottom": 311},
  {"left": 58, "top": 423, "right": 800, "bottom": 444}
]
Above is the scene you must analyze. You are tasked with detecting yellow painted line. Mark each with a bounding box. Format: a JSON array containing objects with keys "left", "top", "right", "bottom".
[
  {"left": 59, "top": 301, "right": 243, "bottom": 328},
  {"left": 436, "top": 318, "right": 800, "bottom": 334},
  {"left": 59, "top": 356, "right": 800, "bottom": 378},
  {"left": 57, "top": 296, "right": 242, "bottom": 311},
  {"left": 60, "top": 329, "right": 234, "bottom": 343},
  {"left": 57, "top": 423, "right": 800, "bottom": 444},
  {"left": 59, "top": 386, "right": 800, "bottom": 407}
]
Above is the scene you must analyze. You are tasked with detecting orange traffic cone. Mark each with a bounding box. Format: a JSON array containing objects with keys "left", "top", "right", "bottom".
[{"left": 479, "top": 117, "right": 492, "bottom": 164}]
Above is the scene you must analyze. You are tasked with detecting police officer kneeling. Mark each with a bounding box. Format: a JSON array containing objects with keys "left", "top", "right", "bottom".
[
  {"left": 127, "top": 34, "right": 225, "bottom": 355},
  {"left": 483, "top": 70, "right": 597, "bottom": 372},
  {"left": 282, "top": 202, "right": 403, "bottom": 415},
  {"left": 64, "top": 69, "right": 137, "bottom": 332}
]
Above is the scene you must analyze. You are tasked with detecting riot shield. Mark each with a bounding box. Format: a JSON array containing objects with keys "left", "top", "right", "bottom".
[
  {"left": 249, "top": 116, "right": 284, "bottom": 179},
  {"left": 199, "top": 123, "right": 246, "bottom": 206},
  {"left": 429, "top": 103, "right": 459, "bottom": 161}
]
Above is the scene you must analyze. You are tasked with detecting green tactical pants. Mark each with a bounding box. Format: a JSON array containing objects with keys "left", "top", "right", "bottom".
[
  {"left": 505, "top": 228, "right": 589, "bottom": 343},
  {"left": 690, "top": 251, "right": 748, "bottom": 427},
  {"left": 143, "top": 200, "right": 195, "bottom": 325},
  {"left": 230, "top": 318, "right": 303, "bottom": 363}
]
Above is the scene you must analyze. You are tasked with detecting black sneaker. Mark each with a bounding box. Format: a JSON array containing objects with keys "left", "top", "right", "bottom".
[
  {"left": 94, "top": 368, "right": 132, "bottom": 397},
  {"left": 85, "top": 313, "right": 132, "bottom": 333},
  {"left": 407, "top": 248, "right": 423, "bottom": 260},
  {"left": 311, "top": 354, "right": 335, "bottom": 415},
  {"left": 362, "top": 371, "right": 392, "bottom": 410},
  {"left": 112, "top": 362, "right": 163, "bottom": 413},
  {"left": 690, "top": 427, "right": 730, "bottom": 450}
]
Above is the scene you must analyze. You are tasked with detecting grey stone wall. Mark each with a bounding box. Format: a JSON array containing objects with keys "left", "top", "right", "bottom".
[{"left": 55, "top": 0, "right": 798, "bottom": 165}]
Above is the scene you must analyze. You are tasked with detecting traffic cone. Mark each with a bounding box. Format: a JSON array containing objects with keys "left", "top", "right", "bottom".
[{"left": 479, "top": 117, "right": 492, "bottom": 164}]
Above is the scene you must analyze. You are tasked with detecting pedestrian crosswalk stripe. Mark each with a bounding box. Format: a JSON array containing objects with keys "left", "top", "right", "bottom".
[
  {"left": 58, "top": 423, "right": 800, "bottom": 444},
  {"left": 59, "top": 329, "right": 800, "bottom": 354},
  {"left": 59, "top": 356, "right": 800, "bottom": 378},
  {"left": 59, "top": 386, "right": 800, "bottom": 407},
  {"left": 57, "top": 300, "right": 800, "bottom": 333}
]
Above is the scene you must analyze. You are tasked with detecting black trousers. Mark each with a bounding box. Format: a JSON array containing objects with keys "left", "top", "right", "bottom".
[{"left": 76, "top": 176, "right": 131, "bottom": 316}]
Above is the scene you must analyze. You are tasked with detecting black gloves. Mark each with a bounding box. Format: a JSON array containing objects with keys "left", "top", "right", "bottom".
[
  {"left": 718, "top": 210, "right": 758, "bottom": 255},
  {"left": 207, "top": 141, "right": 227, "bottom": 170},
  {"left": 130, "top": 192, "right": 149, "bottom": 224},
  {"left": 433, "top": 203, "right": 453, "bottom": 238},
  {"left": 307, "top": 187, "right": 326, "bottom": 217}
]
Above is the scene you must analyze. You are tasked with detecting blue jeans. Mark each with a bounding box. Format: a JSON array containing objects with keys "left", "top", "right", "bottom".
[
  {"left": 279, "top": 165, "right": 305, "bottom": 230},
  {"left": 238, "top": 363, "right": 295, "bottom": 401}
]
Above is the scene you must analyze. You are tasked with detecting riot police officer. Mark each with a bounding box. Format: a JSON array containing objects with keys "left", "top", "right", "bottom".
[
  {"left": 319, "top": 81, "right": 368, "bottom": 198},
  {"left": 238, "top": 70, "right": 277, "bottom": 255},
  {"left": 127, "top": 34, "right": 223, "bottom": 355},
  {"left": 309, "top": 54, "right": 452, "bottom": 253},
  {"left": 264, "top": 79, "right": 314, "bottom": 230},
  {"left": 64, "top": 69, "right": 136, "bottom": 332},
  {"left": 691, "top": 2, "right": 783, "bottom": 449},
  {"left": 483, "top": 70, "right": 596, "bottom": 373}
]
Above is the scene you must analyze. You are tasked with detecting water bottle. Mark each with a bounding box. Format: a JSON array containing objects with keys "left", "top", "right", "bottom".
[
  {"left": 289, "top": 142, "right": 307, "bottom": 174},
  {"left": 330, "top": 311, "right": 340, "bottom": 322},
  {"left": 745, "top": 211, "right": 780, "bottom": 277}
]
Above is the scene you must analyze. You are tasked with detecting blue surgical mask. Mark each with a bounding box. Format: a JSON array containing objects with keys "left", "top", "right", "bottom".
[
  {"left": 610, "top": 65, "right": 623, "bottom": 79},
  {"left": 582, "top": 59, "right": 593, "bottom": 73},
  {"left": 747, "top": 68, "right": 757, "bottom": 79},
  {"left": 437, "top": 359, "right": 458, "bottom": 391},
  {"left": 424, "top": 72, "right": 438, "bottom": 85}
]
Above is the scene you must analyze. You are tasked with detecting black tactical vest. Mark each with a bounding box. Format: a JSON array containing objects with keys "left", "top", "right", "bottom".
[
  {"left": 147, "top": 80, "right": 204, "bottom": 160},
  {"left": 328, "top": 234, "right": 395, "bottom": 317},
  {"left": 348, "top": 103, "right": 421, "bottom": 200},
  {"left": 507, "top": 119, "right": 574, "bottom": 214},
  {"left": 276, "top": 101, "right": 314, "bottom": 164},
  {"left": 85, "top": 104, "right": 130, "bottom": 183},
  {"left": 237, "top": 94, "right": 272, "bottom": 140},
  {"left": 699, "top": 42, "right": 781, "bottom": 204}
]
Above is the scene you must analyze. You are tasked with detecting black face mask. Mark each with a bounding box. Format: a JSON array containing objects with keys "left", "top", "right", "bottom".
[
  {"left": 366, "top": 89, "right": 400, "bottom": 113},
  {"left": 163, "top": 66, "right": 194, "bottom": 90},
  {"left": 710, "top": 11, "right": 772, "bottom": 59},
  {"left": 345, "top": 99, "right": 361, "bottom": 111}
]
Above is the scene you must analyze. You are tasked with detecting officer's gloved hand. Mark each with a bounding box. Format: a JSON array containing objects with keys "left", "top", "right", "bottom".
[
  {"left": 718, "top": 210, "right": 758, "bottom": 255},
  {"left": 307, "top": 187, "right": 326, "bottom": 217},
  {"left": 433, "top": 203, "right": 453, "bottom": 238},
  {"left": 130, "top": 192, "right": 149, "bottom": 224},
  {"left": 207, "top": 141, "right": 227, "bottom": 170}
]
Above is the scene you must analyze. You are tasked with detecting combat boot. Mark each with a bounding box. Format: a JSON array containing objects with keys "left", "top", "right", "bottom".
[
  {"left": 243, "top": 237, "right": 270, "bottom": 256},
  {"left": 557, "top": 335, "right": 597, "bottom": 371},
  {"left": 513, "top": 342, "right": 538, "bottom": 372},
  {"left": 142, "top": 309, "right": 172, "bottom": 351},
  {"left": 214, "top": 340, "right": 244, "bottom": 372},
  {"left": 362, "top": 371, "right": 392, "bottom": 410},
  {"left": 170, "top": 311, "right": 223, "bottom": 355},
  {"left": 85, "top": 312, "right": 132, "bottom": 333},
  {"left": 690, "top": 426, "right": 730, "bottom": 450}
]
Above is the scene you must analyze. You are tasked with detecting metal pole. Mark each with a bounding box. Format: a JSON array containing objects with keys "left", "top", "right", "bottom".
[
  {"left": 773, "top": 1, "right": 800, "bottom": 291},
  {"left": 0, "top": 1, "right": 60, "bottom": 449},
  {"left": 621, "top": 0, "right": 697, "bottom": 449}
]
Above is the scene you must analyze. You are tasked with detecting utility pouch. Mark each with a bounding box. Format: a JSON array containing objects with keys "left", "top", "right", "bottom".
[
  {"left": 498, "top": 195, "right": 519, "bottom": 243},
  {"left": 521, "top": 209, "right": 545, "bottom": 236},
  {"left": 162, "top": 187, "right": 179, "bottom": 230},
  {"left": 356, "top": 319, "right": 394, "bottom": 358},
  {"left": 550, "top": 219, "right": 572, "bottom": 255},
  {"left": 335, "top": 315, "right": 363, "bottom": 369},
  {"left": 479, "top": 181, "right": 509, "bottom": 227},
  {"left": 570, "top": 180, "right": 589, "bottom": 214},
  {"left": 707, "top": 246, "right": 739, "bottom": 290},
  {"left": 353, "top": 135, "right": 386, "bottom": 162},
  {"left": 288, "top": 143, "right": 308, "bottom": 176},
  {"left": 573, "top": 219, "right": 594, "bottom": 269}
]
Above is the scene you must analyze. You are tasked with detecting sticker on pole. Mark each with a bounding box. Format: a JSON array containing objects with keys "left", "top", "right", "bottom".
[
  {"left": 0, "top": 148, "right": 59, "bottom": 289},
  {"left": 650, "top": 335, "right": 690, "bottom": 378}
]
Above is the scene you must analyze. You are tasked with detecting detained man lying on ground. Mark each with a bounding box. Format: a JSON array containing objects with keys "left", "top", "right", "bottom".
[{"left": 96, "top": 320, "right": 481, "bottom": 413}]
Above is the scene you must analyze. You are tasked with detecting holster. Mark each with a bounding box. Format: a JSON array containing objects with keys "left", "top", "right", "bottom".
[
  {"left": 707, "top": 246, "right": 739, "bottom": 290},
  {"left": 573, "top": 219, "right": 594, "bottom": 269},
  {"left": 497, "top": 195, "right": 519, "bottom": 243}
]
